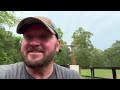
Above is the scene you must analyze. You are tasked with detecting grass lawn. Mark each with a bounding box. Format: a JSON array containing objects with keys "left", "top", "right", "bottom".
[{"left": 80, "top": 69, "right": 120, "bottom": 79}]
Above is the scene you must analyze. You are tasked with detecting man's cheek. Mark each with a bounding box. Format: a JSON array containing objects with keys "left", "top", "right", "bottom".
[{"left": 21, "top": 45, "right": 27, "bottom": 53}]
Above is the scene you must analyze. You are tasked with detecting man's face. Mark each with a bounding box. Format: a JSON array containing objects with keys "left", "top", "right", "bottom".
[{"left": 21, "top": 24, "right": 60, "bottom": 68}]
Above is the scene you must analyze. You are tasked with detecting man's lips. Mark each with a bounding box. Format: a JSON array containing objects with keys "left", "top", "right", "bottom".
[
  {"left": 27, "top": 46, "right": 44, "bottom": 53},
  {"left": 27, "top": 51, "right": 44, "bottom": 53}
]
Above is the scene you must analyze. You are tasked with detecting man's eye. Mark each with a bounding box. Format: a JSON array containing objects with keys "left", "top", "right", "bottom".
[
  {"left": 40, "top": 35, "right": 52, "bottom": 39},
  {"left": 25, "top": 36, "right": 32, "bottom": 40},
  {"left": 40, "top": 35, "right": 46, "bottom": 38}
]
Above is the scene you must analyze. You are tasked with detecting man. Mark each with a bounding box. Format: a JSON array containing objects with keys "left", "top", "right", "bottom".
[{"left": 0, "top": 16, "right": 81, "bottom": 79}]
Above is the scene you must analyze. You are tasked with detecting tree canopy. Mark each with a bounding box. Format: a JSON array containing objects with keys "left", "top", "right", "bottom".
[{"left": 0, "top": 11, "right": 21, "bottom": 64}]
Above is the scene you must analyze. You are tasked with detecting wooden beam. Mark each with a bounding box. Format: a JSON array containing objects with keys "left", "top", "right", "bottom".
[{"left": 61, "top": 45, "right": 80, "bottom": 65}]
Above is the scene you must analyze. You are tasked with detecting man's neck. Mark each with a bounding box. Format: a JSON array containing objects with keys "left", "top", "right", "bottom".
[{"left": 25, "top": 62, "right": 54, "bottom": 79}]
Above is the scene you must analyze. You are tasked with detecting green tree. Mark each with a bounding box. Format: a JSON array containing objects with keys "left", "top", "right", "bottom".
[
  {"left": 104, "top": 40, "right": 120, "bottom": 67},
  {"left": 54, "top": 28, "right": 71, "bottom": 65},
  {"left": 0, "top": 28, "right": 22, "bottom": 64},
  {"left": 0, "top": 11, "right": 18, "bottom": 27},
  {"left": 0, "top": 11, "right": 21, "bottom": 64},
  {"left": 72, "top": 27, "right": 94, "bottom": 68},
  {"left": 90, "top": 48, "right": 108, "bottom": 67}
]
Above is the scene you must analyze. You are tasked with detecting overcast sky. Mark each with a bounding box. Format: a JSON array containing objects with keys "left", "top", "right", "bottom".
[{"left": 7, "top": 11, "right": 120, "bottom": 50}]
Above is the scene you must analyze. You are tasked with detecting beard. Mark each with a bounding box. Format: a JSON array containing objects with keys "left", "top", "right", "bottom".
[{"left": 21, "top": 44, "right": 57, "bottom": 69}]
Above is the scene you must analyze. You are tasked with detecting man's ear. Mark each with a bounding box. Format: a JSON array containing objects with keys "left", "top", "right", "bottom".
[{"left": 56, "top": 39, "right": 61, "bottom": 52}]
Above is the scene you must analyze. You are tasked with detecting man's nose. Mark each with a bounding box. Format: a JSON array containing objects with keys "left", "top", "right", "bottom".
[{"left": 30, "top": 39, "right": 41, "bottom": 46}]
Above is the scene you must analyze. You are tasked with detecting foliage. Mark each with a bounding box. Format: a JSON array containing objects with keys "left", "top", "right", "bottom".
[
  {"left": 104, "top": 40, "right": 120, "bottom": 67},
  {"left": 0, "top": 11, "right": 21, "bottom": 64},
  {"left": 90, "top": 48, "right": 109, "bottom": 67},
  {"left": 54, "top": 28, "right": 71, "bottom": 65},
  {"left": 0, "top": 28, "right": 22, "bottom": 64},
  {"left": 72, "top": 27, "right": 94, "bottom": 68},
  {"left": 0, "top": 11, "right": 18, "bottom": 27}
]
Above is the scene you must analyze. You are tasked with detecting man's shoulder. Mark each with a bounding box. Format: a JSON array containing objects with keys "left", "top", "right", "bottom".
[
  {"left": 53, "top": 63, "right": 82, "bottom": 79},
  {"left": 0, "top": 62, "right": 23, "bottom": 70},
  {"left": 0, "top": 62, "right": 24, "bottom": 78}
]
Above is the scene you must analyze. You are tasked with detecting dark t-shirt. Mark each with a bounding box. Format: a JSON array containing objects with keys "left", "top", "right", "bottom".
[{"left": 0, "top": 62, "right": 82, "bottom": 79}]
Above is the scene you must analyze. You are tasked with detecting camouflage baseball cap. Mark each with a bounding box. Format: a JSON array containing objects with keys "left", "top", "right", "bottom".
[{"left": 17, "top": 16, "right": 59, "bottom": 39}]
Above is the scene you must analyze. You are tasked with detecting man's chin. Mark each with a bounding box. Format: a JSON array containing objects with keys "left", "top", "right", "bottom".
[{"left": 23, "top": 58, "right": 43, "bottom": 68}]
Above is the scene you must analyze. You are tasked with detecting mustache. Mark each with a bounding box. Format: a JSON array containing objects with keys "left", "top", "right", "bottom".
[{"left": 27, "top": 46, "right": 44, "bottom": 53}]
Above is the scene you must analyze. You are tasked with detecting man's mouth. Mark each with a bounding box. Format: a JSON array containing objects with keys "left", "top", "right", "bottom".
[
  {"left": 27, "top": 47, "right": 44, "bottom": 54},
  {"left": 28, "top": 51, "right": 44, "bottom": 53}
]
